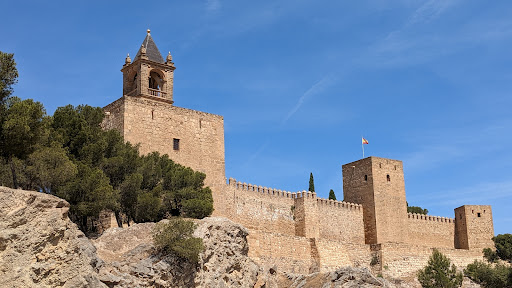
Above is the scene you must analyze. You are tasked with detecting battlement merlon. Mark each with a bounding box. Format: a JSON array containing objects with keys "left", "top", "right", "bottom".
[{"left": 408, "top": 212, "right": 455, "bottom": 223}]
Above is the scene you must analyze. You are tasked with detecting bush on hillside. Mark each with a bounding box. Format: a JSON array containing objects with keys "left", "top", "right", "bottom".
[
  {"left": 152, "top": 217, "right": 203, "bottom": 263},
  {"left": 464, "top": 260, "right": 512, "bottom": 288},
  {"left": 494, "top": 234, "right": 512, "bottom": 263},
  {"left": 464, "top": 234, "right": 512, "bottom": 288}
]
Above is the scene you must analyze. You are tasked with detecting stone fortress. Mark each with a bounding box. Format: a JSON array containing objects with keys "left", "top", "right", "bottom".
[{"left": 102, "top": 30, "right": 495, "bottom": 278}]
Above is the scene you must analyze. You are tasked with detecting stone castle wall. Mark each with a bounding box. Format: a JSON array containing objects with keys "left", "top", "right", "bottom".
[
  {"left": 377, "top": 242, "right": 483, "bottom": 278},
  {"left": 226, "top": 178, "right": 365, "bottom": 244},
  {"left": 316, "top": 198, "right": 365, "bottom": 244},
  {"left": 227, "top": 179, "right": 296, "bottom": 236},
  {"left": 220, "top": 177, "right": 491, "bottom": 276},
  {"left": 246, "top": 230, "right": 374, "bottom": 274},
  {"left": 406, "top": 213, "right": 456, "bottom": 248}
]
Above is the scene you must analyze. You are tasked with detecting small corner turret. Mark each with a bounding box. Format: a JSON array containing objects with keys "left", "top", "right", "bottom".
[
  {"left": 454, "top": 205, "right": 494, "bottom": 250},
  {"left": 121, "top": 29, "right": 175, "bottom": 104}
]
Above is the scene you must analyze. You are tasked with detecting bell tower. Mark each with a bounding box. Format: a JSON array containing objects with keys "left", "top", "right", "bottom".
[
  {"left": 103, "top": 29, "right": 226, "bottom": 217},
  {"left": 121, "top": 29, "right": 176, "bottom": 103}
]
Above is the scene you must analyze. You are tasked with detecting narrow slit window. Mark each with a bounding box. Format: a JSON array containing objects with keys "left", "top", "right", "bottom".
[
  {"left": 386, "top": 174, "right": 390, "bottom": 182},
  {"left": 151, "top": 110, "right": 154, "bottom": 120},
  {"left": 173, "top": 138, "right": 180, "bottom": 151},
  {"left": 477, "top": 213, "right": 481, "bottom": 217},
  {"left": 364, "top": 175, "right": 368, "bottom": 181}
]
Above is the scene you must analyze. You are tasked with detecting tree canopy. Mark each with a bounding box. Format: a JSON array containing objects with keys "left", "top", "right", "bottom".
[
  {"left": 0, "top": 51, "right": 214, "bottom": 233},
  {"left": 0, "top": 52, "right": 18, "bottom": 102},
  {"left": 407, "top": 202, "right": 428, "bottom": 215}
]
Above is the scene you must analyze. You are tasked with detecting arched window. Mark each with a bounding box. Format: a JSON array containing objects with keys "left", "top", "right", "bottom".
[{"left": 148, "top": 71, "right": 162, "bottom": 90}]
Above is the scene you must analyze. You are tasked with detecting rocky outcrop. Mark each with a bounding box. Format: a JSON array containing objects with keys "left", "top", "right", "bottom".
[
  {"left": 93, "top": 217, "right": 393, "bottom": 287},
  {"left": 93, "top": 217, "right": 265, "bottom": 287},
  {"left": 0, "top": 187, "right": 105, "bottom": 288}
]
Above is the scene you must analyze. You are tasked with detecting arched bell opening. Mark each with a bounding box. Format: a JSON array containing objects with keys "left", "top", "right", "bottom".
[
  {"left": 148, "top": 69, "right": 166, "bottom": 97},
  {"left": 123, "top": 69, "right": 139, "bottom": 96}
]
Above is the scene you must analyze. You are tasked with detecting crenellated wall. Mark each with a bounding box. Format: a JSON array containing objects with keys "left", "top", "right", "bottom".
[
  {"left": 219, "top": 176, "right": 494, "bottom": 276},
  {"left": 227, "top": 179, "right": 297, "bottom": 236},
  {"left": 406, "top": 213, "right": 455, "bottom": 248},
  {"left": 226, "top": 178, "right": 365, "bottom": 244},
  {"left": 316, "top": 198, "right": 365, "bottom": 244}
]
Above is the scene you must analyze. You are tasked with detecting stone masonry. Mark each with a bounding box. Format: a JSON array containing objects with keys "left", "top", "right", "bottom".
[{"left": 102, "top": 31, "right": 495, "bottom": 278}]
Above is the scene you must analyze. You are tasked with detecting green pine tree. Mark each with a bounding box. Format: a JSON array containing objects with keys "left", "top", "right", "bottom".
[
  {"left": 308, "top": 172, "right": 315, "bottom": 192},
  {"left": 418, "top": 249, "right": 463, "bottom": 288},
  {"left": 328, "top": 189, "right": 336, "bottom": 200}
]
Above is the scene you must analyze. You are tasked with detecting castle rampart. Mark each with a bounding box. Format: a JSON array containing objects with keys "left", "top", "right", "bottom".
[
  {"left": 226, "top": 178, "right": 366, "bottom": 245},
  {"left": 406, "top": 212, "right": 456, "bottom": 248}
]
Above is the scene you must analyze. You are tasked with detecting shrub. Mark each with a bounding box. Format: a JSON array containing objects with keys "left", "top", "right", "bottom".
[
  {"left": 417, "top": 249, "right": 463, "bottom": 288},
  {"left": 483, "top": 247, "right": 499, "bottom": 263},
  {"left": 152, "top": 217, "right": 203, "bottom": 263},
  {"left": 464, "top": 260, "right": 512, "bottom": 288},
  {"left": 494, "top": 234, "right": 512, "bottom": 263}
]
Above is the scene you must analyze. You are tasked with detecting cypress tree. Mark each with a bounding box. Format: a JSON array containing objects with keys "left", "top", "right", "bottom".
[
  {"left": 329, "top": 189, "right": 336, "bottom": 200},
  {"left": 308, "top": 172, "right": 315, "bottom": 192}
]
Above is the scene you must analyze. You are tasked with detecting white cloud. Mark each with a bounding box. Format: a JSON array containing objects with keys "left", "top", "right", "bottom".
[
  {"left": 406, "top": 0, "right": 459, "bottom": 26},
  {"left": 280, "top": 75, "right": 335, "bottom": 126}
]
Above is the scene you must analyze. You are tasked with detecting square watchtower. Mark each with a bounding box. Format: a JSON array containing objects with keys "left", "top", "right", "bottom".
[
  {"left": 455, "top": 205, "right": 494, "bottom": 250},
  {"left": 342, "top": 157, "right": 408, "bottom": 244}
]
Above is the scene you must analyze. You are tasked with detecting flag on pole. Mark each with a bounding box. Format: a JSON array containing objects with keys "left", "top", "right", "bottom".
[{"left": 362, "top": 137, "right": 369, "bottom": 145}]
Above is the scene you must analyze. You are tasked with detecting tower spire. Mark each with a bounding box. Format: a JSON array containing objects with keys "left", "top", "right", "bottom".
[{"left": 134, "top": 29, "right": 164, "bottom": 63}]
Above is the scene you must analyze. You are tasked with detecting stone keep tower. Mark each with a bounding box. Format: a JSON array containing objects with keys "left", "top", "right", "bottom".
[
  {"left": 455, "top": 205, "right": 494, "bottom": 250},
  {"left": 342, "top": 157, "right": 409, "bottom": 244},
  {"left": 102, "top": 30, "right": 226, "bottom": 207}
]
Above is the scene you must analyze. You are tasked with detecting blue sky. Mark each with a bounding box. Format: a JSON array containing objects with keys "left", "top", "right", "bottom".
[{"left": 2, "top": 1, "right": 511, "bottom": 235}]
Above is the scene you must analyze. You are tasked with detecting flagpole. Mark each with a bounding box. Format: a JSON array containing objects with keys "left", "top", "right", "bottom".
[{"left": 362, "top": 139, "right": 364, "bottom": 158}]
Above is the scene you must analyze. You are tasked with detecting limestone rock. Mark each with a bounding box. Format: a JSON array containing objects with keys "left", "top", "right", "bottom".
[
  {"left": 0, "top": 187, "right": 106, "bottom": 288},
  {"left": 94, "top": 216, "right": 395, "bottom": 288}
]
